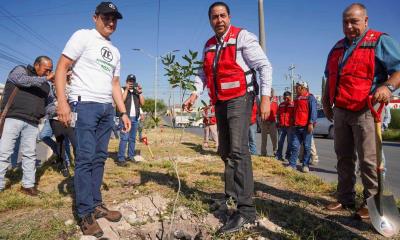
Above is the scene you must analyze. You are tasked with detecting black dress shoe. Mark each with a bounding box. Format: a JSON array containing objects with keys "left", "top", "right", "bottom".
[
  {"left": 116, "top": 161, "right": 128, "bottom": 167},
  {"left": 217, "top": 212, "right": 255, "bottom": 235}
]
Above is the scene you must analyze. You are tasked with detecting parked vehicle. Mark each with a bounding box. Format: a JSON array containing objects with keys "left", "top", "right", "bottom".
[
  {"left": 175, "top": 115, "right": 191, "bottom": 128},
  {"left": 190, "top": 118, "right": 204, "bottom": 128},
  {"left": 313, "top": 109, "right": 334, "bottom": 139}
]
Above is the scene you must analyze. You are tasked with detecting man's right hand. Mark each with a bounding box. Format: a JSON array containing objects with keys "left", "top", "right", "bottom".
[
  {"left": 182, "top": 93, "right": 197, "bottom": 112},
  {"left": 322, "top": 103, "right": 333, "bottom": 122},
  {"left": 57, "top": 100, "right": 72, "bottom": 127},
  {"left": 46, "top": 72, "right": 55, "bottom": 81}
]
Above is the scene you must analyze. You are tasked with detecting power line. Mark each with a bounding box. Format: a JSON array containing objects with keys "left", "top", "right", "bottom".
[
  {"left": 0, "top": 22, "right": 54, "bottom": 55},
  {"left": 0, "top": 42, "right": 32, "bottom": 63},
  {"left": 0, "top": 6, "right": 60, "bottom": 52}
]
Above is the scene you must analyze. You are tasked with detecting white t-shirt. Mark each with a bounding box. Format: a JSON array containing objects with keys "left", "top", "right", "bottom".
[
  {"left": 63, "top": 29, "right": 121, "bottom": 103},
  {"left": 129, "top": 90, "right": 136, "bottom": 117}
]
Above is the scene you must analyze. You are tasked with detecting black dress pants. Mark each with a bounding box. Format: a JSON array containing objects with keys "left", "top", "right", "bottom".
[{"left": 215, "top": 92, "right": 255, "bottom": 219}]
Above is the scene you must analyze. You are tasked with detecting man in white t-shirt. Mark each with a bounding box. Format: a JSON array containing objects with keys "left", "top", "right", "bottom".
[
  {"left": 54, "top": 2, "right": 130, "bottom": 237},
  {"left": 116, "top": 74, "right": 144, "bottom": 166}
]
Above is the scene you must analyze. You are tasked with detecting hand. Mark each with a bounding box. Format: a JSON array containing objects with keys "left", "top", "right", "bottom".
[
  {"left": 46, "top": 72, "right": 55, "bottom": 81},
  {"left": 120, "top": 114, "right": 131, "bottom": 133},
  {"left": 182, "top": 93, "right": 197, "bottom": 112},
  {"left": 260, "top": 95, "right": 271, "bottom": 121},
  {"left": 323, "top": 104, "right": 333, "bottom": 122},
  {"left": 373, "top": 85, "right": 392, "bottom": 103},
  {"left": 307, "top": 123, "right": 313, "bottom": 133},
  {"left": 136, "top": 84, "right": 143, "bottom": 94},
  {"left": 57, "top": 100, "right": 71, "bottom": 127}
]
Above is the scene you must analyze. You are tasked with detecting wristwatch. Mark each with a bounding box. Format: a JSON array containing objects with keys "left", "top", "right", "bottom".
[
  {"left": 119, "top": 112, "right": 128, "bottom": 117},
  {"left": 384, "top": 83, "right": 396, "bottom": 93}
]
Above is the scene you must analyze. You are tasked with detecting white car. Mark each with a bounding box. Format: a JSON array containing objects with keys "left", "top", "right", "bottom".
[
  {"left": 190, "top": 118, "right": 204, "bottom": 128},
  {"left": 313, "top": 109, "right": 334, "bottom": 139}
]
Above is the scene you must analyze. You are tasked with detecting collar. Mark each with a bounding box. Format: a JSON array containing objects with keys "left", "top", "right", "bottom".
[
  {"left": 345, "top": 28, "right": 369, "bottom": 47},
  {"left": 215, "top": 24, "right": 231, "bottom": 43},
  {"left": 92, "top": 28, "right": 111, "bottom": 41}
]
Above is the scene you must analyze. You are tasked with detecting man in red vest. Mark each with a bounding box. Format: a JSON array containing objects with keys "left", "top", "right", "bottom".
[
  {"left": 202, "top": 103, "right": 218, "bottom": 149},
  {"left": 276, "top": 91, "right": 294, "bottom": 161},
  {"left": 288, "top": 82, "right": 317, "bottom": 173},
  {"left": 248, "top": 98, "right": 258, "bottom": 155},
  {"left": 183, "top": 1, "right": 273, "bottom": 234},
  {"left": 261, "top": 89, "right": 278, "bottom": 156},
  {"left": 323, "top": 3, "right": 400, "bottom": 219}
]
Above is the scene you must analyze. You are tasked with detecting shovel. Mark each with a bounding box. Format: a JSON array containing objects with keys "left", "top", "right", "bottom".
[
  {"left": 141, "top": 136, "right": 154, "bottom": 159},
  {"left": 367, "top": 95, "right": 400, "bottom": 237}
]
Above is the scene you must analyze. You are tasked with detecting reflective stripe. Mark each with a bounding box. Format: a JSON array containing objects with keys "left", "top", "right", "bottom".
[
  {"left": 221, "top": 81, "right": 240, "bottom": 90},
  {"left": 205, "top": 45, "right": 217, "bottom": 52},
  {"left": 227, "top": 38, "right": 236, "bottom": 45}
]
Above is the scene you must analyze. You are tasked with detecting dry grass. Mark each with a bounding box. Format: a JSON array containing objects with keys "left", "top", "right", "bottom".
[{"left": 0, "top": 127, "right": 393, "bottom": 240}]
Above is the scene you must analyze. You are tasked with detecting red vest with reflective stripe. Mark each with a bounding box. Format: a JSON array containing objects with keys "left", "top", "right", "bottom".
[
  {"left": 251, "top": 100, "right": 257, "bottom": 124},
  {"left": 278, "top": 101, "right": 294, "bottom": 127},
  {"left": 327, "top": 29, "right": 383, "bottom": 111},
  {"left": 203, "top": 26, "right": 247, "bottom": 104},
  {"left": 294, "top": 92, "right": 310, "bottom": 127},
  {"left": 267, "top": 96, "right": 278, "bottom": 122},
  {"left": 203, "top": 106, "right": 216, "bottom": 125}
]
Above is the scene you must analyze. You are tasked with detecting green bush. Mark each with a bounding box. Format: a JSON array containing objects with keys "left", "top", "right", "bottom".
[
  {"left": 382, "top": 129, "right": 400, "bottom": 141},
  {"left": 389, "top": 109, "right": 400, "bottom": 129}
]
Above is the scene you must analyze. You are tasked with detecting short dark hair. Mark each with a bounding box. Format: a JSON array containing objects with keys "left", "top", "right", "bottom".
[
  {"left": 208, "top": 1, "right": 230, "bottom": 19},
  {"left": 34, "top": 56, "right": 52, "bottom": 65},
  {"left": 283, "top": 91, "right": 291, "bottom": 97},
  {"left": 343, "top": 3, "right": 367, "bottom": 16}
]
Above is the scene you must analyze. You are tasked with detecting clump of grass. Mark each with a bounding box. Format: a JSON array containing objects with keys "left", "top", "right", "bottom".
[
  {"left": 382, "top": 129, "right": 400, "bottom": 141},
  {"left": 0, "top": 191, "right": 34, "bottom": 212}
]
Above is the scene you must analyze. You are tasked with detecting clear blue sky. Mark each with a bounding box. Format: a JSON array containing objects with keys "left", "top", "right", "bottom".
[{"left": 0, "top": 0, "right": 399, "bottom": 104}]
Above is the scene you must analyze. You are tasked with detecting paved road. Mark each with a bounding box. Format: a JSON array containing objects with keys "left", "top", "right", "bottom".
[{"left": 180, "top": 124, "right": 400, "bottom": 198}]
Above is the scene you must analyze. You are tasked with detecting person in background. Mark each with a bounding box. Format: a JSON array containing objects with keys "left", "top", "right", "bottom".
[
  {"left": 55, "top": 2, "right": 131, "bottom": 237},
  {"left": 248, "top": 98, "right": 258, "bottom": 155},
  {"left": 137, "top": 108, "right": 145, "bottom": 141},
  {"left": 183, "top": 1, "right": 273, "bottom": 234},
  {"left": 323, "top": 3, "right": 400, "bottom": 220},
  {"left": 0, "top": 56, "right": 53, "bottom": 195},
  {"left": 202, "top": 102, "right": 218, "bottom": 149},
  {"left": 116, "top": 74, "right": 144, "bottom": 166},
  {"left": 260, "top": 88, "right": 278, "bottom": 156},
  {"left": 276, "top": 91, "right": 293, "bottom": 161},
  {"left": 382, "top": 104, "right": 391, "bottom": 131},
  {"left": 288, "top": 81, "right": 317, "bottom": 173}
]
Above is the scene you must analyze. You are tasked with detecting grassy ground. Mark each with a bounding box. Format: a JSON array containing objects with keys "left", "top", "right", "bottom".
[
  {"left": 382, "top": 129, "right": 400, "bottom": 141},
  {"left": 0, "top": 127, "right": 398, "bottom": 239}
]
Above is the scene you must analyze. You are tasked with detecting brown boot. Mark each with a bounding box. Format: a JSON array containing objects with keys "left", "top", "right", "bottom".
[
  {"left": 355, "top": 205, "right": 369, "bottom": 220},
  {"left": 94, "top": 203, "right": 122, "bottom": 222},
  {"left": 80, "top": 213, "right": 103, "bottom": 237},
  {"left": 325, "top": 201, "right": 355, "bottom": 211},
  {"left": 20, "top": 186, "right": 41, "bottom": 196}
]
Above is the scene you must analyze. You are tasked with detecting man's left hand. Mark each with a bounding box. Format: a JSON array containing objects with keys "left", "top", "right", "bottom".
[
  {"left": 121, "top": 114, "right": 131, "bottom": 133},
  {"left": 260, "top": 95, "right": 271, "bottom": 121},
  {"left": 307, "top": 123, "right": 314, "bottom": 133},
  {"left": 373, "top": 85, "right": 392, "bottom": 103}
]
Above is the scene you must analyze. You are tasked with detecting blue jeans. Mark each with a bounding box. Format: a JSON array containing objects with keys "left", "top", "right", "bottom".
[
  {"left": 276, "top": 127, "right": 292, "bottom": 160},
  {"left": 288, "top": 126, "right": 312, "bottom": 168},
  {"left": 40, "top": 118, "right": 71, "bottom": 163},
  {"left": 248, "top": 123, "right": 257, "bottom": 155},
  {"left": 117, "top": 116, "right": 139, "bottom": 161},
  {"left": 0, "top": 118, "right": 39, "bottom": 190},
  {"left": 74, "top": 102, "right": 114, "bottom": 217}
]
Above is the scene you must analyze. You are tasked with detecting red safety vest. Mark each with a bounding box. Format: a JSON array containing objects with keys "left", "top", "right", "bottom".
[
  {"left": 327, "top": 29, "right": 383, "bottom": 111},
  {"left": 203, "top": 26, "right": 248, "bottom": 104},
  {"left": 294, "top": 92, "right": 310, "bottom": 127},
  {"left": 203, "top": 106, "right": 216, "bottom": 125},
  {"left": 266, "top": 96, "right": 278, "bottom": 122},
  {"left": 278, "top": 101, "right": 294, "bottom": 127},
  {"left": 250, "top": 100, "right": 258, "bottom": 125}
]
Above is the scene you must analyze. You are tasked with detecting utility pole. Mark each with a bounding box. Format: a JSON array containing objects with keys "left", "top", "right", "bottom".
[
  {"left": 288, "top": 64, "right": 295, "bottom": 99},
  {"left": 258, "top": 0, "right": 266, "bottom": 52},
  {"left": 154, "top": 56, "right": 158, "bottom": 119}
]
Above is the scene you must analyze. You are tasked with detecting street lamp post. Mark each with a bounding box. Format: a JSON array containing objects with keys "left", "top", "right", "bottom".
[{"left": 132, "top": 49, "right": 179, "bottom": 119}]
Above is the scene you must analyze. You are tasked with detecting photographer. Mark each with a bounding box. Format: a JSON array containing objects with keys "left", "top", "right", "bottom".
[{"left": 117, "top": 74, "right": 144, "bottom": 166}]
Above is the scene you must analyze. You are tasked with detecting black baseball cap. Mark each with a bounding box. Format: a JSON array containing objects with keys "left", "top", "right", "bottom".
[
  {"left": 95, "top": 2, "right": 123, "bottom": 19},
  {"left": 126, "top": 74, "right": 136, "bottom": 82}
]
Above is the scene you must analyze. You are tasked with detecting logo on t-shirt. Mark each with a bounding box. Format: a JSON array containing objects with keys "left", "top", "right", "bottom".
[{"left": 101, "top": 47, "right": 113, "bottom": 62}]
